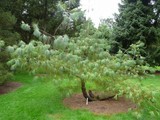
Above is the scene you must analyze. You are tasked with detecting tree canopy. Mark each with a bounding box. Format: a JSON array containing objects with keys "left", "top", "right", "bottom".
[
  {"left": 113, "top": 0, "right": 160, "bottom": 65},
  {"left": 0, "top": 0, "right": 82, "bottom": 43}
]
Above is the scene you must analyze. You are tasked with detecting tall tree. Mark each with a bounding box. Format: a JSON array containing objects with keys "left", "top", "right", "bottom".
[
  {"left": 0, "top": 0, "right": 82, "bottom": 43},
  {"left": 113, "top": 0, "right": 160, "bottom": 65},
  {"left": 0, "top": 7, "right": 21, "bottom": 84},
  {"left": 0, "top": 9, "right": 20, "bottom": 45}
]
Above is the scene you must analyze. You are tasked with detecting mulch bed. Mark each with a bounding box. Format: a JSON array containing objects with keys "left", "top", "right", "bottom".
[
  {"left": 63, "top": 93, "right": 137, "bottom": 115},
  {"left": 155, "top": 71, "right": 160, "bottom": 75},
  {"left": 0, "top": 82, "right": 22, "bottom": 95}
]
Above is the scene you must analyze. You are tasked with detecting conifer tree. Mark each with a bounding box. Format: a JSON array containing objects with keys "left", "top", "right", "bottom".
[
  {"left": 6, "top": 16, "right": 160, "bottom": 118},
  {"left": 0, "top": 10, "right": 19, "bottom": 84},
  {"left": 0, "top": 0, "right": 82, "bottom": 43},
  {"left": 113, "top": 0, "right": 160, "bottom": 65},
  {"left": 0, "top": 9, "right": 20, "bottom": 45},
  {"left": 0, "top": 40, "right": 12, "bottom": 84}
]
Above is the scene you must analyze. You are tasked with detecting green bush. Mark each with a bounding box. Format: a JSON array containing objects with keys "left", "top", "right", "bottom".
[
  {"left": 0, "top": 40, "right": 12, "bottom": 85},
  {"left": 0, "top": 63, "right": 12, "bottom": 84}
]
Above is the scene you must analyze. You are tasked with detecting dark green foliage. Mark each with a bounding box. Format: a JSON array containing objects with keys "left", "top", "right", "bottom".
[
  {"left": 0, "top": 63, "right": 12, "bottom": 85},
  {"left": 0, "top": 9, "right": 17, "bottom": 85},
  {"left": 0, "top": 10, "right": 16, "bottom": 28},
  {"left": 0, "top": 9, "right": 20, "bottom": 45},
  {"left": 0, "top": 9, "right": 19, "bottom": 84},
  {"left": 0, "top": 0, "right": 82, "bottom": 43},
  {"left": 0, "top": 46, "right": 12, "bottom": 85},
  {"left": 113, "top": 0, "right": 160, "bottom": 65}
]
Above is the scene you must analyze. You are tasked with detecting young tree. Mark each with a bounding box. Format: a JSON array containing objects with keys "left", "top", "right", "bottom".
[
  {"left": 6, "top": 1, "right": 159, "bottom": 118},
  {"left": 7, "top": 20, "right": 159, "bottom": 118}
]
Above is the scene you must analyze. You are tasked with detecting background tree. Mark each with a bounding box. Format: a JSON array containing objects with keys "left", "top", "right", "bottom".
[
  {"left": 99, "top": 18, "right": 115, "bottom": 29},
  {"left": 113, "top": 0, "right": 160, "bottom": 65},
  {"left": 0, "top": 0, "right": 83, "bottom": 43},
  {"left": 0, "top": 9, "right": 19, "bottom": 84},
  {"left": 0, "top": 9, "right": 20, "bottom": 45},
  {"left": 0, "top": 40, "right": 12, "bottom": 84}
]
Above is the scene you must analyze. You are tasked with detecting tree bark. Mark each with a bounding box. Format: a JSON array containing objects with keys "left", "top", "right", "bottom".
[
  {"left": 80, "top": 79, "right": 115, "bottom": 101},
  {"left": 80, "top": 79, "right": 95, "bottom": 101}
]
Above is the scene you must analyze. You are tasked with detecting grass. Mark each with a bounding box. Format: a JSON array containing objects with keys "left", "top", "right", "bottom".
[
  {"left": 0, "top": 73, "right": 160, "bottom": 120},
  {"left": 141, "top": 75, "right": 160, "bottom": 88}
]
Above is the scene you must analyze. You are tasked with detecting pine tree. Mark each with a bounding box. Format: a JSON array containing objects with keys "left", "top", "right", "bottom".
[
  {"left": 0, "top": 10, "right": 19, "bottom": 84},
  {"left": 113, "top": 0, "right": 160, "bottom": 65},
  {"left": 0, "top": 40, "right": 12, "bottom": 84},
  {"left": 0, "top": 9, "right": 20, "bottom": 45},
  {"left": 0, "top": 0, "right": 82, "bottom": 43}
]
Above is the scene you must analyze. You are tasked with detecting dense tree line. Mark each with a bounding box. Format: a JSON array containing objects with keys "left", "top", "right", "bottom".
[{"left": 113, "top": 0, "right": 160, "bottom": 65}]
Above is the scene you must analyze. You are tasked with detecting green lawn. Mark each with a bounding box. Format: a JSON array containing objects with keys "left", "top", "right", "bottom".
[{"left": 0, "top": 73, "right": 159, "bottom": 120}]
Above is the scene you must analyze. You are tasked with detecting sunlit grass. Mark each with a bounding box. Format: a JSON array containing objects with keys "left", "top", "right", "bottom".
[{"left": 0, "top": 73, "right": 159, "bottom": 120}]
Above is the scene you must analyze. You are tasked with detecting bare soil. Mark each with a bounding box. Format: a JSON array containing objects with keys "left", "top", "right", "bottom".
[
  {"left": 0, "top": 82, "right": 22, "bottom": 95},
  {"left": 155, "top": 71, "right": 160, "bottom": 75},
  {"left": 63, "top": 93, "right": 137, "bottom": 115}
]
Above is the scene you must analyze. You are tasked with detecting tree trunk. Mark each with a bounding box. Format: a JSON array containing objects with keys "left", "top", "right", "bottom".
[
  {"left": 80, "top": 79, "right": 115, "bottom": 101},
  {"left": 80, "top": 79, "right": 95, "bottom": 101}
]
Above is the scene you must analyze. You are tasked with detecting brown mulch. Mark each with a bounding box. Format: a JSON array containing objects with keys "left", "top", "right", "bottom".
[
  {"left": 0, "top": 82, "right": 22, "bottom": 95},
  {"left": 155, "top": 71, "right": 160, "bottom": 75},
  {"left": 63, "top": 93, "right": 137, "bottom": 115}
]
